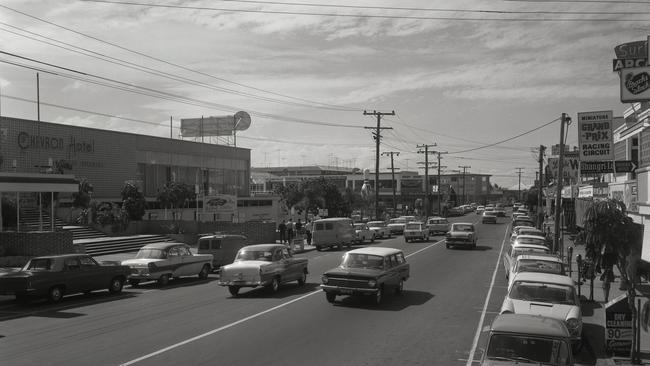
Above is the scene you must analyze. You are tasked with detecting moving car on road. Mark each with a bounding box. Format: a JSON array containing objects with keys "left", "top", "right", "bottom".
[
  {"left": 426, "top": 216, "right": 449, "bottom": 235},
  {"left": 481, "top": 314, "right": 574, "bottom": 365},
  {"left": 367, "top": 221, "right": 392, "bottom": 239},
  {"left": 403, "top": 221, "right": 429, "bottom": 242},
  {"left": 311, "top": 217, "right": 356, "bottom": 251},
  {"left": 445, "top": 222, "right": 478, "bottom": 249},
  {"left": 218, "top": 244, "right": 309, "bottom": 296},
  {"left": 500, "top": 272, "right": 582, "bottom": 351},
  {"left": 387, "top": 217, "right": 408, "bottom": 235},
  {"left": 482, "top": 210, "right": 497, "bottom": 224},
  {"left": 321, "top": 247, "right": 409, "bottom": 305},
  {"left": 353, "top": 223, "right": 376, "bottom": 244},
  {"left": 122, "top": 243, "right": 213, "bottom": 286},
  {"left": 0, "top": 254, "right": 131, "bottom": 303}
]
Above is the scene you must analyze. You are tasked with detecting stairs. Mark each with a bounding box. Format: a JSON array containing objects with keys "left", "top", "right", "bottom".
[
  {"left": 19, "top": 208, "right": 65, "bottom": 231},
  {"left": 63, "top": 225, "right": 108, "bottom": 240},
  {"left": 75, "top": 234, "right": 173, "bottom": 256}
]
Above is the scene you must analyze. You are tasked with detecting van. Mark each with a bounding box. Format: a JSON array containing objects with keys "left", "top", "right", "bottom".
[
  {"left": 311, "top": 218, "right": 355, "bottom": 251},
  {"left": 197, "top": 234, "right": 248, "bottom": 269},
  {"left": 426, "top": 217, "right": 449, "bottom": 235}
]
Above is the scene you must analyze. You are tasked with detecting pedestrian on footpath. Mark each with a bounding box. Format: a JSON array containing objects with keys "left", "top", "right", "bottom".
[
  {"left": 287, "top": 219, "right": 295, "bottom": 242},
  {"left": 601, "top": 267, "right": 615, "bottom": 302},
  {"left": 278, "top": 220, "right": 287, "bottom": 243}
]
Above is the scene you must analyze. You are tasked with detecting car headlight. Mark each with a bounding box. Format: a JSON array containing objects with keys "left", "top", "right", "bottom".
[
  {"left": 566, "top": 317, "right": 581, "bottom": 331},
  {"left": 147, "top": 262, "right": 157, "bottom": 271},
  {"left": 368, "top": 279, "right": 377, "bottom": 287},
  {"left": 321, "top": 276, "right": 329, "bottom": 284}
]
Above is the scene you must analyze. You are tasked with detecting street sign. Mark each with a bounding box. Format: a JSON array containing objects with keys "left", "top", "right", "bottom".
[
  {"left": 580, "top": 160, "right": 637, "bottom": 174},
  {"left": 578, "top": 111, "right": 614, "bottom": 161},
  {"left": 613, "top": 58, "right": 647, "bottom": 71}
]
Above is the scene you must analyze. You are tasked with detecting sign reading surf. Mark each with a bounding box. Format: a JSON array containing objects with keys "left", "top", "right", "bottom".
[{"left": 578, "top": 111, "right": 614, "bottom": 161}]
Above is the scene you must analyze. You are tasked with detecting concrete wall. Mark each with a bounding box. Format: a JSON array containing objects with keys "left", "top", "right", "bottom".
[{"left": 0, "top": 231, "right": 75, "bottom": 267}]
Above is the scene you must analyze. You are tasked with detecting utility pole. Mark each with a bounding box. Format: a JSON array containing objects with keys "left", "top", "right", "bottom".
[
  {"left": 537, "top": 145, "right": 546, "bottom": 230},
  {"left": 515, "top": 167, "right": 524, "bottom": 202},
  {"left": 381, "top": 151, "right": 400, "bottom": 215},
  {"left": 458, "top": 165, "right": 471, "bottom": 205},
  {"left": 364, "top": 110, "right": 394, "bottom": 219},
  {"left": 554, "top": 114, "right": 571, "bottom": 257},
  {"left": 435, "top": 151, "right": 448, "bottom": 215},
  {"left": 417, "top": 144, "right": 436, "bottom": 217}
]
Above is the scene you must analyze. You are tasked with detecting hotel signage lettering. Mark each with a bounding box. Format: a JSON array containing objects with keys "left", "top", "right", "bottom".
[{"left": 17, "top": 132, "right": 95, "bottom": 156}]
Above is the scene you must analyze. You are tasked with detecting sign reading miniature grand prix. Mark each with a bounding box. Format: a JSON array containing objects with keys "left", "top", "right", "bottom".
[{"left": 578, "top": 111, "right": 614, "bottom": 161}]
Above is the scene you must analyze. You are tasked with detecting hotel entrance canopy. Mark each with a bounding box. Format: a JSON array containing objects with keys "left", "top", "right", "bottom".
[{"left": 0, "top": 173, "right": 78, "bottom": 192}]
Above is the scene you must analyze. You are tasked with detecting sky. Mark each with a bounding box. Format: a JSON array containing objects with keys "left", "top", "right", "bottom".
[{"left": 0, "top": 0, "right": 645, "bottom": 189}]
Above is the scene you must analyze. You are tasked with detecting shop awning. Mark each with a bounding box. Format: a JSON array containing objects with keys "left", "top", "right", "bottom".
[{"left": 0, "top": 173, "right": 78, "bottom": 192}]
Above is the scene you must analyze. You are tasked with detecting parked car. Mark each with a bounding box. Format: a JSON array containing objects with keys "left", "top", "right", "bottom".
[
  {"left": 197, "top": 234, "right": 247, "bottom": 269},
  {"left": 403, "top": 221, "right": 429, "bottom": 242},
  {"left": 500, "top": 272, "right": 582, "bottom": 350},
  {"left": 353, "top": 223, "right": 376, "bottom": 244},
  {"left": 475, "top": 206, "right": 485, "bottom": 215},
  {"left": 0, "top": 254, "right": 131, "bottom": 303},
  {"left": 503, "top": 242, "right": 550, "bottom": 280},
  {"left": 311, "top": 217, "right": 355, "bottom": 251},
  {"left": 507, "top": 253, "right": 566, "bottom": 289},
  {"left": 482, "top": 210, "right": 497, "bottom": 224},
  {"left": 512, "top": 235, "right": 548, "bottom": 249},
  {"left": 121, "top": 243, "right": 213, "bottom": 286},
  {"left": 495, "top": 207, "right": 507, "bottom": 217},
  {"left": 513, "top": 218, "right": 536, "bottom": 229},
  {"left": 321, "top": 247, "right": 410, "bottom": 305},
  {"left": 367, "top": 221, "right": 392, "bottom": 239},
  {"left": 510, "top": 228, "right": 544, "bottom": 242},
  {"left": 481, "top": 314, "right": 574, "bottom": 366},
  {"left": 218, "top": 244, "right": 309, "bottom": 296},
  {"left": 426, "top": 216, "right": 449, "bottom": 235},
  {"left": 445, "top": 222, "right": 478, "bottom": 249},
  {"left": 447, "top": 207, "right": 465, "bottom": 217},
  {"left": 387, "top": 217, "right": 408, "bottom": 235}
]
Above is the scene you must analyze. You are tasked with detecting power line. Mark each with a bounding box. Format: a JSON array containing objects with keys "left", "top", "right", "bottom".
[
  {"left": 0, "top": 4, "right": 359, "bottom": 112},
  {"left": 81, "top": 0, "right": 650, "bottom": 21}
]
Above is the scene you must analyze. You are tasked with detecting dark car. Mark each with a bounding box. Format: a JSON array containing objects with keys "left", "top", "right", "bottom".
[
  {"left": 0, "top": 254, "right": 131, "bottom": 303},
  {"left": 321, "top": 247, "right": 410, "bottom": 305}
]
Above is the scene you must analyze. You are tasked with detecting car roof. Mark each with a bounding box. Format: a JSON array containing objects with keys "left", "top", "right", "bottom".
[
  {"left": 515, "top": 234, "right": 547, "bottom": 240},
  {"left": 490, "top": 314, "right": 570, "bottom": 338},
  {"left": 406, "top": 221, "right": 424, "bottom": 224},
  {"left": 199, "top": 234, "right": 247, "bottom": 239},
  {"left": 511, "top": 271, "right": 574, "bottom": 285},
  {"left": 452, "top": 222, "right": 474, "bottom": 226},
  {"left": 512, "top": 243, "right": 549, "bottom": 250},
  {"left": 517, "top": 253, "right": 562, "bottom": 262},
  {"left": 31, "top": 253, "right": 90, "bottom": 260},
  {"left": 315, "top": 217, "right": 352, "bottom": 222},
  {"left": 346, "top": 247, "right": 403, "bottom": 256},
  {"left": 140, "top": 242, "right": 188, "bottom": 250},
  {"left": 367, "top": 221, "right": 385, "bottom": 224},
  {"left": 239, "top": 244, "right": 287, "bottom": 251}
]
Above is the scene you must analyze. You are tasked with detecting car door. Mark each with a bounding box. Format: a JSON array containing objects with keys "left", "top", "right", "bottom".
[
  {"left": 179, "top": 245, "right": 199, "bottom": 276},
  {"left": 78, "top": 255, "right": 107, "bottom": 290},
  {"left": 167, "top": 246, "right": 184, "bottom": 277},
  {"left": 281, "top": 247, "right": 300, "bottom": 281},
  {"left": 62, "top": 257, "right": 87, "bottom": 292},
  {"left": 503, "top": 245, "right": 513, "bottom": 278}
]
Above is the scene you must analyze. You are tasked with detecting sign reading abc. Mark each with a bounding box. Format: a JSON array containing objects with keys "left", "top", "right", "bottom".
[
  {"left": 620, "top": 66, "right": 650, "bottom": 103},
  {"left": 578, "top": 111, "right": 614, "bottom": 161}
]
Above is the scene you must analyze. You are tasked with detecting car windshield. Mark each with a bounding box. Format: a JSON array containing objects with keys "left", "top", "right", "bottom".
[
  {"left": 24, "top": 258, "right": 53, "bottom": 271},
  {"left": 236, "top": 250, "right": 273, "bottom": 261},
  {"left": 367, "top": 221, "right": 385, "bottom": 227},
  {"left": 516, "top": 238, "right": 547, "bottom": 246},
  {"left": 389, "top": 218, "right": 406, "bottom": 224},
  {"left": 517, "top": 259, "right": 564, "bottom": 275},
  {"left": 340, "top": 253, "right": 384, "bottom": 270},
  {"left": 520, "top": 230, "right": 543, "bottom": 236},
  {"left": 405, "top": 223, "right": 421, "bottom": 230},
  {"left": 513, "top": 248, "right": 549, "bottom": 257},
  {"left": 486, "top": 334, "right": 570, "bottom": 365},
  {"left": 354, "top": 224, "right": 366, "bottom": 229},
  {"left": 509, "top": 281, "right": 576, "bottom": 305},
  {"left": 135, "top": 248, "right": 167, "bottom": 259},
  {"left": 452, "top": 224, "right": 474, "bottom": 232}
]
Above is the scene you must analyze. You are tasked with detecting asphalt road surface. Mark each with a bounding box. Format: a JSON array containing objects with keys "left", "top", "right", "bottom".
[{"left": 0, "top": 215, "right": 514, "bottom": 366}]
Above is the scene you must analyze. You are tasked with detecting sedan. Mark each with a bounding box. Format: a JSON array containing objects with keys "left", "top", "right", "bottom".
[
  {"left": 508, "top": 253, "right": 566, "bottom": 289},
  {"left": 445, "top": 222, "right": 477, "bottom": 249},
  {"left": 500, "top": 272, "right": 582, "bottom": 351},
  {"left": 482, "top": 210, "right": 497, "bottom": 224},
  {"left": 353, "top": 223, "right": 376, "bottom": 244},
  {"left": 367, "top": 221, "right": 392, "bottom": 239}
]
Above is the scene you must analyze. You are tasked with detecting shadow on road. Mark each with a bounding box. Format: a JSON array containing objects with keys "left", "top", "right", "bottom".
[
  {"left": 446, "top": 245, "right": 492, "bottom": 251},
  {"left": 132, "top": 276, "right": 219, "bottom": 290},
  {"left": 227, "top": 282, "right": 321, "bottom": 299},
  {"left": 330, "top": 289, "right": 434, "bottom": 311}
]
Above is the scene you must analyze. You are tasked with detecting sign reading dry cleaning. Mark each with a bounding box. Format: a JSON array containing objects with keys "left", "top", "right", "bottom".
[{"left": 578, "top": 111, "right": 614, "bottom": 161}]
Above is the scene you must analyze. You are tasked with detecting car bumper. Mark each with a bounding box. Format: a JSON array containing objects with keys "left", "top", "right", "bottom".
[
  {"left": 320, "top": 284, "right": 378, "bottom": 295},
  {"left": 482, "top": 218, "right": 497, "bottom": 223},
  {"left": 218, "top": 279, "right": 270, "bottom": 288},
  {"left": 446, "top": 239, "right": 473, "bottom": 246}
]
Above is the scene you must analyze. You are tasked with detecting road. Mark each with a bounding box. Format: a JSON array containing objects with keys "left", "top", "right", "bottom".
[{"left": 0, "top": 215, "right": 512, "bottom": 366}]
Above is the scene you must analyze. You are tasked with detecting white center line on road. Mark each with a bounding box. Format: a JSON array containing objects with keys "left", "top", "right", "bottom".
[
  {"left": 120, "top": 239, "right": 444, "bottom": 365},
  {"left": 465, "top": 222, "right": 510, "bottom": 366}
]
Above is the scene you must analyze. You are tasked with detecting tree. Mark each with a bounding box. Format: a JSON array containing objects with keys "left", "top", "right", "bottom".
[
  {"left": 580, "top": 199, "right": 643, "bottom": 309},
  {"left": 273, "top": 178, "right": 350, "bottom": 219},
  {"left": 72, "top": 178, "right": 94, "bottom": 224},
  {"left": 121, "top": 182, "right": 146, "bottom": 221},
  {"left": 156, "top": 182, "right": 195, "bottom": 219}
]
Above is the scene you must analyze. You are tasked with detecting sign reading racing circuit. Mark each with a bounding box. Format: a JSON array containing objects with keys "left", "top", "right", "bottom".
[{"left": 578, "top": 111, "right": 614, "bottom": 161}]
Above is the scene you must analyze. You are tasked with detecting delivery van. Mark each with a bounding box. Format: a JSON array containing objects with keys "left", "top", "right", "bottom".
[
  {"left": 197, "top": 234, "right": 248, "bottom": 269},
  {"left": 311, "top": 217, "right": 355, "bottom": 251}
]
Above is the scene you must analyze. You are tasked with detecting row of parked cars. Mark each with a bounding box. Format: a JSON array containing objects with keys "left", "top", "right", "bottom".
[{"left": 480, "top": 216, "right": 580, "bottom": 365}]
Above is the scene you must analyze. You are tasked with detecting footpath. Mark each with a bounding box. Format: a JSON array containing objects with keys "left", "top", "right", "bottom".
[{"left": 559, "top": 234, "right": 650, "bottom": 365}]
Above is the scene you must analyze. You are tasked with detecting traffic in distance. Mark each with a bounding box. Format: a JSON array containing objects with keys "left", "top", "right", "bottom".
[{"left": 0, "top": 202, "right": 583, "bottom": 366}]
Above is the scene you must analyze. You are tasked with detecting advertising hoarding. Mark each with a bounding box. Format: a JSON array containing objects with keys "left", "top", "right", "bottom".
[
  {"left": 620, "top": 66, "right": 650, "bottom": 103},
  {"left": 547, "top": 152, "right": 579, "bottom": 182},
  {"left": 578, "top": 111, "right": 614, "bottom": 161}
]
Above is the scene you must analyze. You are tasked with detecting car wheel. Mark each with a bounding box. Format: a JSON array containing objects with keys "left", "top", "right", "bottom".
[
  {"left": 128, "top": 279, "right": 140, "bottom": 287},
  {"left": 326, "top": 292, "right": 336, "bottom": 303},
  {"left": 371, "top": 235, "right": 375, "bottom": 243},
  {"left": 198, "top": 264, "right": 210, "bottom": 279},
  {"left": 316, "top": 246, "right": 322, "bottom": 251},
  {"left": 269, "top": 277, "right": 280, "bottom": 293},
  {"left": 373, "top": 286, "right": 383, "bottom": 305},
  {"left": 228, "top": 286, "right": 240, "bottom": 296},
  {"left": 395, "top": 279, "right": 404, "bottom": 295},
  {"left": 157, "top": 274, "right": 170, "bottom": 286},
  {"left": 108, "top": 277, "right": 124, "bottom": 294},
  {"left": 446, "top": 244, "right": 450, "bottom": 249},
  {"left": 48, "top": 286, "right": 64, "bottom": 303},
  {"left": 297, "top": 270, "right": 307, "bottom": 286}
]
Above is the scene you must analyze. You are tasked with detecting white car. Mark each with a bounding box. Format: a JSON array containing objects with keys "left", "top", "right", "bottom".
[
  {"left": 367, "top": 221, "right": 392, "bottom": 239},
  {"left": 503, "top": 241, "right": 550, "bottom": 280},
  {"left": 404, "top": 221, "right": 429, "bottom": 242},
  {"left": 507, "top": 253, "right": 566, "bottom": 289},
  {"left": 500, "top": 272, "right": 582, "bottom": 350},
  {"left": 387, "top": 218, "right": 407, "bottom": 235},
  {"left": 353, "top": 223, "right": 376, "bottom": 244}
]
